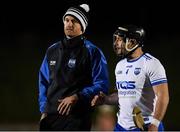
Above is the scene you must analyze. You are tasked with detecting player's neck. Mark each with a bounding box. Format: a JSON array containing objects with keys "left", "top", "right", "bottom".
[{"left": 128, "top": 47, "right": 144, "bottom": 60}]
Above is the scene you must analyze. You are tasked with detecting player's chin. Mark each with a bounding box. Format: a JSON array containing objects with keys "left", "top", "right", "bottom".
[
  {"left": 65, "top": 31, "right": 74, "bottom": 36},
  {"left": 115, "top": 50, "right": 122, "bottom": 56}
]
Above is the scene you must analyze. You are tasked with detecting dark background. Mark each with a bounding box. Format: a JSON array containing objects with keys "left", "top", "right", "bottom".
[{"left": 0, "top": 0, "right": 179, "bottom": 130}]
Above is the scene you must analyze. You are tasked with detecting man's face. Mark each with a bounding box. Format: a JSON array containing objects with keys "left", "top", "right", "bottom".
[
  {"left": 64, "top": 15, "right": 82, "bottom": 37},
  {"left": 113, "top": 35, "right": 138, "bottom": 57},
  {"left": 113, "top": 35, "right": 126, "bottom": 56}
]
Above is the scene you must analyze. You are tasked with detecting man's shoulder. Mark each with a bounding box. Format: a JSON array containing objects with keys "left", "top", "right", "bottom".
[
  {"left": 45, "top": 41, "right": 62, "bottom": 57},
  {"left": 116, "top": 58, "right": 126, "bottom": 67},
  {"left": 47, "top": 41, "right": 61, "bottom": 50},
  {"left": 143, "top": 53, "right": 160, "bottom": 63},
  {"left": 84, "top": 39, "right": 104, "bottom": 53},
  {"left": 143, "top": 53, "right": 165, "bottom": 70},
  {"left": 84, "top": 39, "right": 97, "bottom": 49}
]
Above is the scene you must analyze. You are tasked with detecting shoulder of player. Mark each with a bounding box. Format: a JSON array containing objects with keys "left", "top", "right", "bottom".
[
  {"left": 142, "top": 53, "right": 159, "bottom": 62},
  {"left": 116, "top": 58, "right": 126, "bottom": 67},
  {"left": 143, "top": 53, "right": 163, "bottom": 68}
]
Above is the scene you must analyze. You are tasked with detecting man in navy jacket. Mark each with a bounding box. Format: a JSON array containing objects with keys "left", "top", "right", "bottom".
[{"left": 38, "top": 3, "right": 109, "bottom": 131}]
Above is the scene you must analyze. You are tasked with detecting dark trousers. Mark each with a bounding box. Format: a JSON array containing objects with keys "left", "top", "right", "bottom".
[{"left": 39, "top": 114, "right": 92, "bottom": 131}]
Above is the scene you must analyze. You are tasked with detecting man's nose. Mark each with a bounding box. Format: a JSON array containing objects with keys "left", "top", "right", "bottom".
[
  {"left": 67, "top": 21, "right": 73, "bottom": 26},
  {"left": 114, "top": 40, "right": 120, "bottom": 46}
]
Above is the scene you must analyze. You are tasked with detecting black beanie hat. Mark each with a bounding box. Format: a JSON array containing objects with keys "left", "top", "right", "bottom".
[{"left": 63, "top": 4, "right": 90, "bottom": 32}]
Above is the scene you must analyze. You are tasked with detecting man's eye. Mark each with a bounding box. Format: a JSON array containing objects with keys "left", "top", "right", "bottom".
[{"left": 72, "top": 20, "right": 78, "bottom": 23}]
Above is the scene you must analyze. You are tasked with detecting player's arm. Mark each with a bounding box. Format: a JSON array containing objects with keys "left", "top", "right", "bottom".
[
  {"left": 91, "top": 91, "right": 118, "bottom": 106},
  {"left": 149, "top": 83, "right": 169, "bottom": 131},
  {"left": 105, "top": 92, "right": 118, "bottom": 105},
  {"left": 146, "top": 57, "right": 169, "bottom": 130}
]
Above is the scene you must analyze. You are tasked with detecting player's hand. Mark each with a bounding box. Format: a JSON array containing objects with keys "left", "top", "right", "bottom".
[
  {"left": 40, "top": 113, "right": 47, "bottom": 121},
  {"left": 148, "top": 124, "right": 158, "bottom": 131},
  {"left": 57, "top": 94, "right": 78, "bottom": 115},
  {"left": 91, "top": 91, "right": 106, "bottom": 106}
]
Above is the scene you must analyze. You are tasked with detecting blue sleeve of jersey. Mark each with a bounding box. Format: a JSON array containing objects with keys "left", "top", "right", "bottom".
[
  {"left": 79, "top": 46, "right": 110, "bottom": 100},
  {"left": 38, "top": 55, "right": 49, "bottom": 113}
]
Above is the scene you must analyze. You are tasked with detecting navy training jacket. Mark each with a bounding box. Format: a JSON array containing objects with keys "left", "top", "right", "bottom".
[{"left": 38, "top": 35, "right": 109, "bottom": 115}]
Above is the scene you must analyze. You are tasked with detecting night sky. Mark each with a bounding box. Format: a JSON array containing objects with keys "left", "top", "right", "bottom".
[{"left": 0, "top": 0, "right": 180, "bottom": 130}]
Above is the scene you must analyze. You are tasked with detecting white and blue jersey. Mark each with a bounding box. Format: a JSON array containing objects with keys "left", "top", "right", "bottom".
[{"left": 115, "top": 53, "right": 167, "bottom": 130}]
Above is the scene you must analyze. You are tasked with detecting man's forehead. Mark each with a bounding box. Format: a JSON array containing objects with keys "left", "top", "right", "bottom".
[
  {"left": 114, "top": 34, "right": 123, "bottom": 39},
  {"left": 65, "top": 15, "right": 78, "bottom": 21}
]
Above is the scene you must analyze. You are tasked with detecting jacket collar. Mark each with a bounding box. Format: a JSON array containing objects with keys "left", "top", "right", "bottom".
[{"left": 63, "top": 35, "right": 84, "bottom": 48}]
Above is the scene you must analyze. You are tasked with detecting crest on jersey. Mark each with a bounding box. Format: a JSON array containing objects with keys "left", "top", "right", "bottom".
[
  {"left": 68, "top": 58, "right": 76, "bottom": 68},
  {"left": 134, "top": 68, "right": 141, "bottom": 75}
]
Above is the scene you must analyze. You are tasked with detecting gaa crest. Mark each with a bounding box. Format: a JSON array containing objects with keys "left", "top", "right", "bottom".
[
  {"left": 134, "top": 68, "right": 141, "bottom": 75},
  {"left": 68, "top": 58, "right": 76, "bottom": 68}
]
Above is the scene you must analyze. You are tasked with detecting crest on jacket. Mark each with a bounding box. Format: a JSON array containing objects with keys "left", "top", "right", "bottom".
[{"left": 68, "top": 58, "right": 76, "bottom": 68}]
